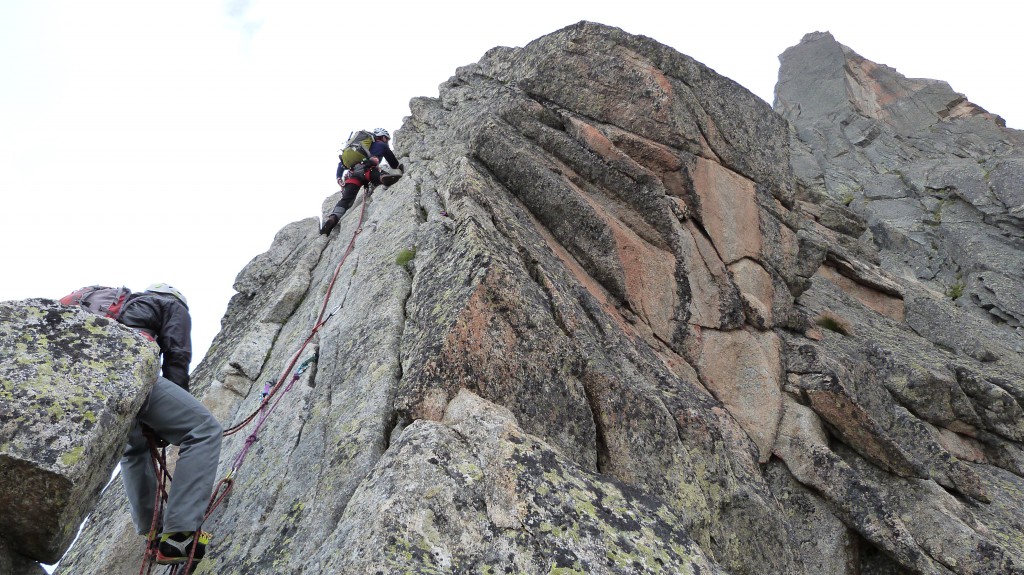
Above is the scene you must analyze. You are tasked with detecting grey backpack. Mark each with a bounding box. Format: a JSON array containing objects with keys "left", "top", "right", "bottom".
[{"left": 59, "top": 285, "right": 132, "bottom": 319}]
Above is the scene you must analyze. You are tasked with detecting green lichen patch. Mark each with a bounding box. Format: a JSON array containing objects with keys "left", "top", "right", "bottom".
[
  {"left": 396, "top": 248, "right": 417, "bottom": 266},
  {"left": 59, "top": 446, "right": 85, "bottom": 468}
]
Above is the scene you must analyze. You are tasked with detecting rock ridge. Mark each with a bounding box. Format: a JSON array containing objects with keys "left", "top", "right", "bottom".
[{"left": 31, "top": 21, "right": 1024, "bottom": 575}]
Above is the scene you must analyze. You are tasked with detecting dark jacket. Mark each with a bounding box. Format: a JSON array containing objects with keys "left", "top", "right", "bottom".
[
  {"left": 118, "top": 292, "right": 192, "bottom": 390},
  {"left": 368, "top": 139, "right": 399, "bottom": 169}
]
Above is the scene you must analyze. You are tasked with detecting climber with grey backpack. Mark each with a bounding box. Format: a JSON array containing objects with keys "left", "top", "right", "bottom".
[
  {"left": 59, "top": 283, "right": 222, "bottom": 570},
  {"left": 321, "top": 127, "right": 405, "bottom": 235}
]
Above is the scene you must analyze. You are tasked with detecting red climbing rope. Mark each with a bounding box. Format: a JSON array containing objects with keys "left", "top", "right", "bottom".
[
  {"left": 219, "top": 331, "right": 319, "bottom": 437},
  {"left": 137, "top": 190, "right": 374, "bottom": 574},
  {"left": 137, "top": 434, "right": 168, "bottom": 575},
  {"left": 222, "top": 191, "right": 371, "bottom": 437}
]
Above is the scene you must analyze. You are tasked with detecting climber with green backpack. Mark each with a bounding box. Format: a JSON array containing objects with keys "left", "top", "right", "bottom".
[{"left": 320, "top": 127, "right": 405, "bottom": 235}]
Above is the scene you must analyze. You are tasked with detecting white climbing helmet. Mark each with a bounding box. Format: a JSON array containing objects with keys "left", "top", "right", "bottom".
[
  {"left": 372, "top": 127, "right": 390, "bottom": 139},
  {"left": 145, "top": 283, "right": 188, "bottom": 307}
]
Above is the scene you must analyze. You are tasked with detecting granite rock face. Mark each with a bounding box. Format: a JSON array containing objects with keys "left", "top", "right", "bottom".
[
  {"left": 774, "top": 31, "right": 1024, "bottom": 575},
  {"left": 53, "top": 22, "right": 1024, "bottom": 575},
  {"left": 0, "top": 299, "right": 159, "bottom": 567},
  {"left": 776, "top": 31, "right": 1024, "bottom": 335}
]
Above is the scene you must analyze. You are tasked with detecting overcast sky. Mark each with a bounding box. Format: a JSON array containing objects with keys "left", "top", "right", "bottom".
[{"left": 2, "top": 0, "right": 1021, "bottom": 367}]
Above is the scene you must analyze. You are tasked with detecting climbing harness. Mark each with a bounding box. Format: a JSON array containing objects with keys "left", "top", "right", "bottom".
[{"left": 136, "top": 190, "right": 375, "bottom": 574}]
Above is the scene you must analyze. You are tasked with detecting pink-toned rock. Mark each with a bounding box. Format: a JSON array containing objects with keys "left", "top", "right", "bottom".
[
  {"left": 680, "top": 221, "right": 731, "bottom": 328},
  {"left": 728, "top": 258, "right": 775, "bottom": 327},
  {"left": 605, "top": 214, "right": 678, "bottom": 342},
  {"left": 816, "top": 265, "right": 905, "bottom": 321},
  {"left": 691, "top": 158, "right": 762, "bottom": 264},
  {"left": 933, "top": 426, "right": 988, "bottom": 464},
  {"left": 773, "top": 395, "right": 830, "bottom": 475},
  {"left": 693, "top": 327, "right": 782, "bottom": 462},
  {"left": 799, "top": 373, "right": 921, "bottom": 477}
]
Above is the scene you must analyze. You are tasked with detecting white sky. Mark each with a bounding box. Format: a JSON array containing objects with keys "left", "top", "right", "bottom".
[{"left": 2, "top": 0, "right": 1021, "bottom": 367}]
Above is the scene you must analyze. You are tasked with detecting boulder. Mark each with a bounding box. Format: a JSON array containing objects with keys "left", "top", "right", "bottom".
[{"left": 0, "top": 299, "right": 159, "bottom": 564}]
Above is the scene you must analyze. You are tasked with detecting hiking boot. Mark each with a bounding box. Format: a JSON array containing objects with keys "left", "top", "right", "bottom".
[
  {"left": 320, "top": 214, "right": 340, "bottom": 235},
  {"left": 156, "top": 531, "right": 211, "bottom": 564}
]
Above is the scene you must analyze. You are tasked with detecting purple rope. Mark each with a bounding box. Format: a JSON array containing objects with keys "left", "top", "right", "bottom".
[{"left": 231, "top": 372, "right": 302, "bottom": 471}]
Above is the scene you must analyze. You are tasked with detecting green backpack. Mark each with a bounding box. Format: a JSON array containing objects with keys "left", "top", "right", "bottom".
[{"left": 340, "top": 130, "right": 374, "bottom": 169}]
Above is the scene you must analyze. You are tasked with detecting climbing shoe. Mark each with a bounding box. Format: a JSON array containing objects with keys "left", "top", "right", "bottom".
[
  {"left": 320, "top": 213, "right": 340, "bottom": 235},
  {"left": 155, "top": 531, "right": 211, "bottom": 564}
]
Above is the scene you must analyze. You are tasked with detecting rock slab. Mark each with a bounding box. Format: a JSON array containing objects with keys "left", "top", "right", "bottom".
[{"left": 0, "top": 299, "right": 159, "bottom": 564}]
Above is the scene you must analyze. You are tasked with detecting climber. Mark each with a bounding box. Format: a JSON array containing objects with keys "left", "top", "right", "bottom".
[
  {"left": 117, "top": 283, "right": 222, "bottom": 566},
  {"left": 320, "top": 127, "right": 404, "bottom": 235}
]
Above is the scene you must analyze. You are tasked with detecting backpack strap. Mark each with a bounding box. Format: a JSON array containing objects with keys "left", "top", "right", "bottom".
[{"left": 105, "top": 287, "right": 132, "bottom": 319}]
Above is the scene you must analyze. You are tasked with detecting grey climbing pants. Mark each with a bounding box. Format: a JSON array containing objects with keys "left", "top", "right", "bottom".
[{"left": 121, "top": 376, "right": 223, "bottom": 534}]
